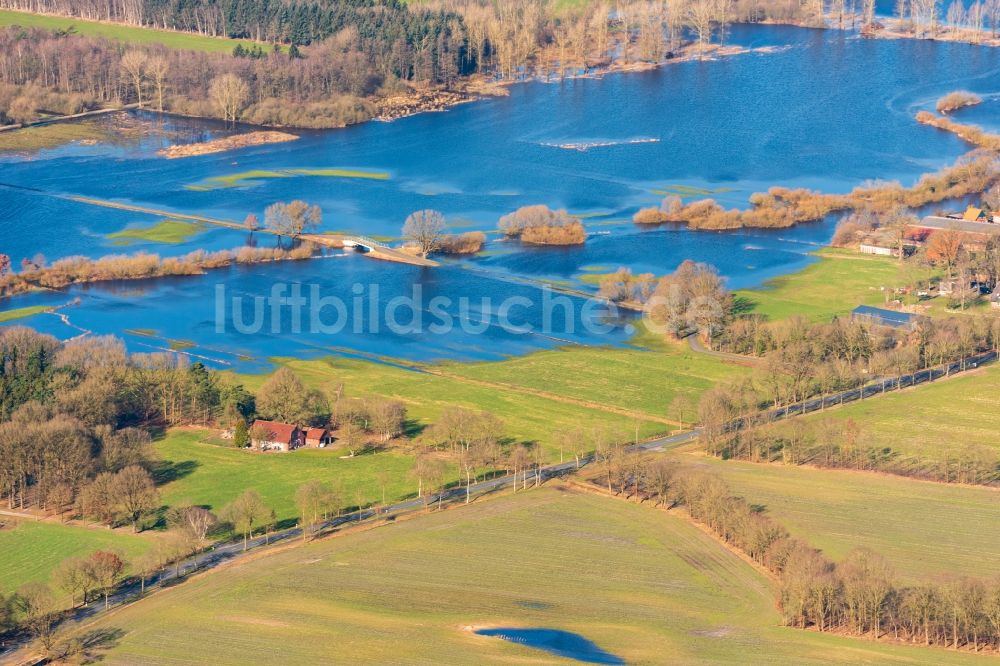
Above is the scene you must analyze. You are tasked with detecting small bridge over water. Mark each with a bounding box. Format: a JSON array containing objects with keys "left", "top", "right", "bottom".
[{"left": 300, "top": 234, "right": 438, "bottom": 267}]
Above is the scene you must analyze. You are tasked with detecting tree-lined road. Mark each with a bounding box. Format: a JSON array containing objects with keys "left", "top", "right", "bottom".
[{"left": 3, "top": 349, "right": 995, "bottom": 662}]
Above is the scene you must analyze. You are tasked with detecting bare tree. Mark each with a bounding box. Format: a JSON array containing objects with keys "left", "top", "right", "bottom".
[
  {"left": 264, "top": 200, "right": 322, "bottom": 239},
  {"left": 220, "top": 489, "right": 270, "bottom": 550},
  {"left": 110, "top": 464, "right": 159, "bottom": 532},
  {"left": 402, "top": 209, "right": 446, "bottom": 257},
  {"left": 119, "top": 50, "right": 147, "bottom": 107},
  {"left": 685, "top": 0, "right": 716, "bottom": 53},
  {"left": 209, "top": 72, "right": 249, "bottom": 126},
  {"left": 146, "top": 55, "right": 169, "bottom": 112},
  {"left": 295, "top": 480, "right": 335, "bottom": 540}
]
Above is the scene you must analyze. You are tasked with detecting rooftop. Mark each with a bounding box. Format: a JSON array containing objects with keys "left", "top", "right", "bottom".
[
  {"left": 914, "top": 216, "right": 1000, "bottom": 235},
  {"left": 851, "top": 305, "right": 922, "bottom": 328}
]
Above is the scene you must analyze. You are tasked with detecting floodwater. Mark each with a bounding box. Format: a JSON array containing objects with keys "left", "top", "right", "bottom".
[
  {"left": 475, "top": 627, "right": 625, "bottom": 664},
  {"left": 2, "top": 24, "right": 998, "bottom": 366}
]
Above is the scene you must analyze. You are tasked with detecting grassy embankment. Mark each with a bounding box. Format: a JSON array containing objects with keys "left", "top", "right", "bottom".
[
  {"left": 698, "top": 457, "right": 1000, "bottom": 584},
  {"left": 0, "top": 520, "right": 152, "bottom": 596},
  {"left": 0, "top": 9, "right": 259, "bottom": 53},
  {"left": 61, "top": 487, "right": 993, "bottom": 665},
  {"left": 108, "top": 219, "right": 204, "bottom": 245}
]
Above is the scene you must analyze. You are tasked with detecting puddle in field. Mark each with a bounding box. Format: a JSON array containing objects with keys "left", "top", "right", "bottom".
[{"left": 474, "top": 627, "right": 625, "bottom": 664}]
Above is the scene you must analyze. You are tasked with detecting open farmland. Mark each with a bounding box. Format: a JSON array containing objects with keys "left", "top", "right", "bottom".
[
  {"left": 800, "top": 364, "right": 1000, "bottom": 471},
  {"left": 57, "top": 486, "right": 994, "bottom": 665},
  {"left": 0, "top": 519, "right": 153, "bottom": 597},
  {"left": 699, "top": 457, "right": 1000, "bottom": 583}
]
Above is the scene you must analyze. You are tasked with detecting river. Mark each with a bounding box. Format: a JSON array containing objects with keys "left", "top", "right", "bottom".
[{"left": 1, "top": 24, "right": 997, "bottom": 367}]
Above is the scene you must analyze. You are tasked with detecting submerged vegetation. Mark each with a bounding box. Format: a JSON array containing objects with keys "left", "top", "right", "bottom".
[
  {"left": 186, "top": 167, "right": 390, "bottom": 191},
  {"left": 107, "top": 219, "right": 203, "bottom": 245}
]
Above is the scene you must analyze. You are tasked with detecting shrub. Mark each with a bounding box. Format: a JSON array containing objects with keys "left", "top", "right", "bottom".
[
  {"left": 633, "top": 207, "right": 671, "bottom": 224},
  {"left": 520, "top": 221, "right": 586, "bottom": 245},
  {"left": 498, "top": 205, "right": 574, "bottom": 237},
  {"left": 935, "top": 90, "right": 982, "bottom": 114},
  {"left": 438, "top": 232, "right": 486, "bottom": 254}
]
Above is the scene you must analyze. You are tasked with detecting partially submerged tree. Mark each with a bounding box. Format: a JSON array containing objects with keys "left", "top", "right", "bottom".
[
  {"left": 264, "top": 200, "right": 322, "bottom": 239},
  {"left": 402, "top": 209, "right": 446, "bottom": 257}
]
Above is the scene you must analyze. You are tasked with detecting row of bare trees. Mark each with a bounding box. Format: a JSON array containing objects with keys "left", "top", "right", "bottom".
[{"left": 596, "top": 455, "right": 1000, "bottom": 653}]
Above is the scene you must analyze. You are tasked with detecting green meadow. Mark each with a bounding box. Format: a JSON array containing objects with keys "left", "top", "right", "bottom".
[
  {"left": 0, "top": 305, "right": 52, "bottom": 324},
  {"left": 0, "top": 520, "right": 153, "bottom": 596},
  {"left": 700, "top": 457, "right": 1000, "bottom": 583},
  {"left": 108, "top": 219, "right": 203, "bottom": 245},
  {"left": 801, "top": 365, "right": 1000, "bottom": 468},
  {"left": 238, "top": 354, "right": 671, "bottom": 462},
  {"left": 736, "top": 248, "right": 908, "bottom": 322},
  {"left": 440, "top": 336, "right": 748, "bottom": 420},
  {"left": 154, "top": 429, "right": 422, "bottom": 526},
  {"left": 186, "top": 167, "right": 391, "bottom": 192},
  {"left": 0, "top": 9, "right": 259, "bottom": 53},
  {"left": 65, "top": 487, "right": 991, "bottom": 665}
]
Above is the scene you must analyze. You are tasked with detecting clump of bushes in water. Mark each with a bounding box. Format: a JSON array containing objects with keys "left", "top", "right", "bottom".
[
  {"left": 633, "top": 191, "right": 849, "bottom": 230},
  {"left": 499, "top": 205, "right": 586, "bottom": 245},
  {"left": 935, "top": 90, "right": 982, "bottom": 114},
  {"left": 634, "top": 112, "right": 1000, "bottom": 232},
  {"left": 634, "top": 153, "right": 1000, "bottom": 230},
  {"left": 0, "top": 243, "right": 318, "bottom": 296},
  {"left": 915, "top": 111, "right": 1000, "bottom": 151},
  {"left": 438, "top": 231, "right": 486, "bottom": 255}
]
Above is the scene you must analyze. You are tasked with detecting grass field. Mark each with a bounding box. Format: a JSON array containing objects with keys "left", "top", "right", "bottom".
[
  {"left": 241, "top": 355, "right": 671, "bottom": 461},
  {"left": 699, "top": 457, "right": 1000, "bottom": 583},
  {"left": 108, "top": 219, "right": 204, "bottom": 245},
  {"left": 0, "top": 121, "right": 111, "bottom": 152},
  {"left": 0, "top": 520, "right": 152, "bottom": 596},
  {"left": 799, "top": 365, "right": 1000, "bottom": 466},
  {"left": 0, "top": 305, "right": 52, "bottom": 323},
  {"left": 65, "top": 487, "right": 992, "bottom": 665},
  {"left": 440, "top": 336, "right": 747, "bottom": 419},
  {"left": 0, "top": 9, "right": 258, "bottom": 53},
  {"left": 155, "top": 429, "right": 423, "bottom": 526},
  {"left": 736, "top": 248, "right": 908, "bottom": 322}
]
